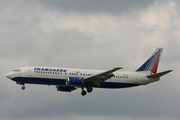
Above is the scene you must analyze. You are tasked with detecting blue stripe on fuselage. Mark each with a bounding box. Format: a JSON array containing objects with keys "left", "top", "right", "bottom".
[
  {"left": 12, "top": 77, "right": 66, "bottom": 85},
  {"left": 99, "top": 82, "right": 140, "bottom": 88},
  {"left": 12, "top": 77, "right": 140, "bottom": 88}
]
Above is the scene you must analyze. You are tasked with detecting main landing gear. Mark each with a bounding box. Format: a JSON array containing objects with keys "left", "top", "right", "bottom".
[
  {"left": 81, "top": 90, "right": 86, "bottom": 96},
  {"left": 81, "top": 87, "right": 93, "bottom": 96}
]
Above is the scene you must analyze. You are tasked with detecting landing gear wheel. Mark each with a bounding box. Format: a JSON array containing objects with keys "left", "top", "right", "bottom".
[
  {"left": 87, "top": 87, "right": 93, "bottom": 93},
  {"left": 22, "top": 86, "right": 25, "bottom": 90},
  {"left": 81, "top": 91, "right": 86, "bottom": 96}
]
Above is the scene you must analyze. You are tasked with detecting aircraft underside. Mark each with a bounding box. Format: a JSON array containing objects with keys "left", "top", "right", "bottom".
[{"left": 12, "top": 77, "right": 140, "bottom": 96}]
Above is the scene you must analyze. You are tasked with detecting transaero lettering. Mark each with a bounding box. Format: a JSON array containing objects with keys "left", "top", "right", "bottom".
[{"left": 34, "top": 68, "right": 67, "bottom": 72}]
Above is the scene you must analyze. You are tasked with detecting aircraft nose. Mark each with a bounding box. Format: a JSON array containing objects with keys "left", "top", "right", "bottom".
[{"left": 6, "top": 72, "right": 13, "bottom": 79}]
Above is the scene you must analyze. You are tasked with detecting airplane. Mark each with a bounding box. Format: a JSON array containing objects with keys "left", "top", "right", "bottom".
[{"left": 6, "top": 48, "right": 172, "bottom": 96}]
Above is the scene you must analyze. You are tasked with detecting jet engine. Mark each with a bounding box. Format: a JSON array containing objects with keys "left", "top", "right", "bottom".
[
  {"left": 66, "top": 77, "right": 83, "bottom": 86},
  {"left": 56, "top": 85, "right": 76, "bottom": 92}
]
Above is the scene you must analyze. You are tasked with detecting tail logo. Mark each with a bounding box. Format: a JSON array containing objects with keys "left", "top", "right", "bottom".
[{"left": 136, "top": 49, "right": 162, "bottom": 74}]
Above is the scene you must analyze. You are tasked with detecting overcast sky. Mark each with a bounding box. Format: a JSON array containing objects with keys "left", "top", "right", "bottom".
[{"left": 0, "top": 0, "right": 180, "bottom": 120}]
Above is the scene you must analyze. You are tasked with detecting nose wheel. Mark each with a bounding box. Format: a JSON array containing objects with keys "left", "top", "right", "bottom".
[{"left": 22, "top": 85, "right": 25, "bottom": 90}]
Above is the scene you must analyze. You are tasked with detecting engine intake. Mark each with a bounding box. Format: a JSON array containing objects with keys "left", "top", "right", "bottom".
[{"left": 66, "top": 77, "right": 83, "bottom": 86}]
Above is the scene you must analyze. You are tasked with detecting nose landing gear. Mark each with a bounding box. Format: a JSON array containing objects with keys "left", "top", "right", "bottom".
[
  {"left": 22, "top": 85, "right": 25, "bottom": 90},
  {"left": 16, "top": 82, "right": 25, "bottom": 90}
]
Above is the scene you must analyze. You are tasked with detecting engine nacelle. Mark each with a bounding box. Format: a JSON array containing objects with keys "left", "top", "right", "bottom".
[
  {"left": 56, "top": 85, "right": 76, "bottom": 92},
  {"left": 66, "top": 77, "right": 83, "bottom": 86}
]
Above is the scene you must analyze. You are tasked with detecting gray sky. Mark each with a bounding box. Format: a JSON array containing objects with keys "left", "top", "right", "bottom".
[{"left": 0, "top": 0, "right": 180, "bottom": 120}]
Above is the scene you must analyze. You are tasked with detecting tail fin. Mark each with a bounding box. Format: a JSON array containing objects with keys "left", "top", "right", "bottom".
[{"left": 136, "top": 48, "right": 163, "bottom": 74}]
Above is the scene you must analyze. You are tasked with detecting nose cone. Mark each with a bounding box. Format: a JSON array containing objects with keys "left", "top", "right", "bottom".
[{"left": 6, "top": 72, "right": 13, "bottom": 79}]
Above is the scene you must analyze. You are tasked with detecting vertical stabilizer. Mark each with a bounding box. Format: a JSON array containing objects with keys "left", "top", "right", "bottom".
[{"left": 136, "top": 48, "right": 163, "bottom": 74}]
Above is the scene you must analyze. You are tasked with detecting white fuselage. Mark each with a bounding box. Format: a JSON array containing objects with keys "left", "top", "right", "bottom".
[{"left": 6, "top": 66, "right": 159, "bottom": 89}]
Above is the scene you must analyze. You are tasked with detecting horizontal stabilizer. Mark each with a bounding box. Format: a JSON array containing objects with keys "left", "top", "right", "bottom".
[{"left": 147, "top": 70, "right": 173, "bottom": 78}]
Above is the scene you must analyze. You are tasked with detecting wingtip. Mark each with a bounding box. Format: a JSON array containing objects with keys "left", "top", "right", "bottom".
[
  {"left": 168, "top": 70, "right": 173, "bottom": 72},
  {"left": 114, "top": 67, "right": 123, "bottom": 70}
]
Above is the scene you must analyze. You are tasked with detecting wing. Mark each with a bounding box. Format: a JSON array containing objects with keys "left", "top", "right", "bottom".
[{"left": 83, "top": 67, "right": 123, "bottom": 87}]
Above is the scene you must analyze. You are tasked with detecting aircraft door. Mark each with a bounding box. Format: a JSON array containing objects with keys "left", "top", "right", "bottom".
[
  {"left": 134, "top": 74, "right": 138, "bottom": 83},
  {"left": 27, "top": 68, "right": 33, "bottom": 76}
]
